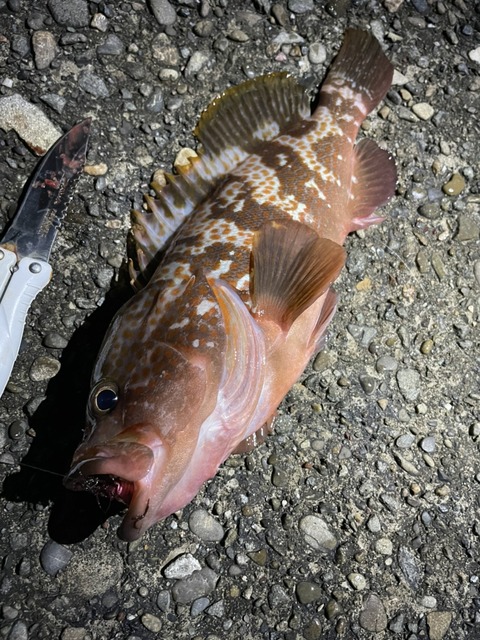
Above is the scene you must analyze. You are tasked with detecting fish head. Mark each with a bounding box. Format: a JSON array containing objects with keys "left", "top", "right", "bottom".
[{"left": 64, "top": 311, "right": 218, "bottom": 541}]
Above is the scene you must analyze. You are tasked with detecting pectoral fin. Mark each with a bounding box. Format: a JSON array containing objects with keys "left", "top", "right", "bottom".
[{"left": 250, "top": 219, "right": 345, "bottom": 332}]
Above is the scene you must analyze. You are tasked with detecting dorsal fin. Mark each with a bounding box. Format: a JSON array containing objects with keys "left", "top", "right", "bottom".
[{"left": 130, "top": 73, "right": 310, "bottom": 285}]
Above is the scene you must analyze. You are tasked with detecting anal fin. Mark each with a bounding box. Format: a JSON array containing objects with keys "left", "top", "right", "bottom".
[
  {"left": 251, "top": 220, "right": 345, "bottom": 332},
  {"left": 349, "top": 138, "right": 396, "bottom": 231}
]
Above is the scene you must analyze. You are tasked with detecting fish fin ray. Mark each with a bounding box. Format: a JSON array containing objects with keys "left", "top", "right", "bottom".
[
  {"left": 232, "top": 414, "right": 276, "bottom": 454},
  {"left": 349, "top": 138, "right": 396, "bottom": 231},
  {"left": 309, "top": 288, "right": 338, "bottom": 353},
  {"left": 251, "top": 220, "right": 345, "bottom": 331},
  {"left": 196, "top": 72, "right": 310, "bottom": 159}
]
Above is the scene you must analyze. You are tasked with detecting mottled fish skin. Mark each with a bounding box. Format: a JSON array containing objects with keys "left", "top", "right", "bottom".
[{"left": 65, "top": 30, "right": 396, "bottom": 541}]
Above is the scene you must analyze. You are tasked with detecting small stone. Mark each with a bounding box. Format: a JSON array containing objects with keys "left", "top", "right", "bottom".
[
  {"left": 308, "top": 42, "right": 327, "bottom": 64},
  {"left": 418, "top": 202, "right": 440, "bottom": 219},
  {"left": 468, "top": 46, "right": 480, "bottom": 63},
  {"left": 420, "top": 339, "right": 434, "bottom": 355},
  {"left": 47, "top": 0, "right": 90, "bottom": 27},
  {"left": 375, "top": 538, "right": 393, "bottom": 555},
  {"left": 90, "top": 12, "right": 108, "bottom": 31},
  {"left": 396, "top": 433, "right": 415, "bottom": 449},
  {"left": 156, "top": 590, "right": 170, "bottom": 612},
  {"left": 394, "top": 453, "right": 419, "bottom": 476},
  {"left": 40, "top": 93, "right": 66, "bottom": 113},
  {"left": 141, "top": 613, "right": 162, "bottom": 633},
  {"left": 40, "top": 540, "right": 73, "bottom": 576},
  {"left": 348, "top": 573, "right": 367, "bottom": 590},
  {"left": 367, "top": 515, "right": 381, "bottom": 533},
  {"left": 97, "top": 34, "right": 124, "bottom": 56},
  {"left": 411, "top": 102, "right": 434, "bottom": 120},
  {"left": 456, "top": 215, "right": 479, "bottom": 242},
  {"left": 398, "top": 546, "right": 422, "bottom": 589},
  {"left": 228, "top": 29, "right": 249, "bottom": 42},
  {"left": 359, "top": 374, "right": 376, "bottom": 394},
  {"left": 359, "top": 594, "right": 388, "bottom": 632},
  {"left": 420, "top": 436, "right": 436, "bottom": 453},
  {"left": 396, "top": 368, "right": 421, "bottom": 402},
  {"left": 427, "top": 611, "right": 452, "bottom": 640},
  {"left": 325, "top": 599, "right": 342, "bottom": 620},
  {"left": 442, "top": 172, "right": 466, "bottom": 196},
  {"left": 184, "top": 51, "right": 211, "bottom": 78},
  {"left": 189, "top": 509, "right": 224, "bottom": 542},
  {"left": 299, "top": 515, "right": 337, "bottom": 551},
  {"left": 376, "top": 355, "right": 398, "bottom": 373},
  {"left": 303, "top": 618, "right": 323, "bottom": 640},
  {"left": 0, "top": 94, "right": 60, "bottom": 154},
  {"left": 6, "top": 620, "right": 28, "bottom": 640},
  {"left": 171, "top": 567, "right": 218, "bottom": 604},
  {"left": 78, "top": 70, "right": 109, "bottom": 98},
  {"left": 190, "top": 597, "right": 209, "bottom": 616},
  {"left": 421, "top": 595, "right": 437, "bottom": 608},
  {"left": 29, "top": 356, "right": 61, "bottom": 382},
  {"left": 296, "top": 581, "right": 323, "bottom": 604},
  {"left": 287, "top": 0, "right": 314, "bottom": 12},
  {"left": 149, "top": 0, "right": 176, "bottom": 26},
  {"left": 163, "top": 553, "right": 201, "bottom": 579},
  {"left": 206, "top": 599, "right": 224, "bottom": 617},
  {"left": 42, "top": 332, "right": 68, "bottom": 349},
  {"left": 32, "top": 30, "right": 57, "bottom": 69},
  {"left": 248, "top": 548, "right": 267, "bottom": 566}
]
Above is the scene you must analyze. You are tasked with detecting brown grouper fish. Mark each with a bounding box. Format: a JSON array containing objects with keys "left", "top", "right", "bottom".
[{"left": 64, "top": 29, "right": 396, "bottom": 541}]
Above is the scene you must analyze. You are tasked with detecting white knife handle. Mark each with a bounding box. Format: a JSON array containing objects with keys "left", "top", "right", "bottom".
[{"left": 0, "top": 249, "right": 52, "bottom": 397}]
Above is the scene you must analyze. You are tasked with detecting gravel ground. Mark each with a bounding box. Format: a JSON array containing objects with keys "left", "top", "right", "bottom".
[{"left": 0, "top": 0, "right": 479, "bottom": 639}]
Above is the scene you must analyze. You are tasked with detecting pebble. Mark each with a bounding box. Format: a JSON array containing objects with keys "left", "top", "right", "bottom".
[
  {"left": 141, "top": 613, "right": 162, "bottom": 633},
  {"left": 152, "top": 33, "right": 179, "bottom": 66},
  {"left": 348, "top": 572, "right": 367, "bottom": 590},
  {"left": 31, "top": 30, "right": 57, "bottom": 69},
  {"left": 396, "top": 369, "right": 421, "bottom": 402},
  {"left": 420, "top": 339, "right": 434, "bottom": 355},
  {"left": 0, "top": 94, "right": 60, "bottom": 154},
  {"left": 398, "top": 545, "right": 422, "bottom": 589},
  {"left": 299, "top": 515, "right": 337, "bottom": 551},
  {"left": 303, "top": 618, "right": 323, "bottom": 640},
  {"left": 396, "top": 433, "right": 415, "bottom": 449},
  {"left": 359, "top": 594, "right": 387, "bottom": 632},
  {"left": 6, "top": 620, "right": 28, "bottom": 640},
  {"left": 97, "top": 34, "right": 125, "bottom": 56},
  {"left": 206, "top": 599, "right": 224, "bottom": 617},
  {"left": 456, "top": 215, "right": 479, "bottom": 241},
  {"left": 468, "top": 46, "right": 480, "bottom": 63},
  {"left": 418, "top": 202, "right": 440, "bottom": 219},
  {"left": 308, "top": 42, "right": 327, "bottom": 65},
  {"left": 287, "top": 0, "right": 314, "bottom": 12},
  {"left": 91, "top": 12, "right": 108, "bottom": 31},
  {"left": 149, "top": 0, "right": 176, "bottom": 26},
  {"left": 359, "top": 374, "right": 376, "bottom": 395},
  {"left": 188, "top": 509, "right": 224, "bottom": 542},
  {"left": 376, "top": 355, "right": 398, "bottom": 373},
  {"left": 40, "top": 540, "right": 73, "bottom": 576},
  {"left": 42, "top": 332, "right": 68, "bottom": 349},
  {"left": 420, "top": 436, "right": 436, "bottom": 453},
  {"left": 296, "top": 581, "right": 322, "bottom": 604},
  {"left": 40, "top": 92, "right": 66, "bottom": 113},
  {"left": 427, "top": 611, "right": 453, "bottom": 640},
  {"left": 190, "top": 596, "right": 209, "bottom": 616},
  {"left": 172, "top": 567, "right": 218, "bottom": 604},
  {"left": 163, "top": 553, "right": 201, "bottom": 579},
  {"left": 375, "top": 538, "right": 393, "bottom": 555},
  {"left": 442, "top": 172, "right": 465, "bottom": 196},
  {"left": 29, "top": 356, "right": 61, "bottom": 382},
  {"left": 47, "top": 0, "right": 90, "bottom": 27},
  {"left": 421, "top": 595, "right": 437, "bottom": 608},
  {"left": 367, "top": 515, "right": 381, "bottom": 533},
  {"left": 412, "top": 102, "right": 434, "bottom": 120},
  {"left": 78, "top": 70, "right": 110, "bottom": 98},
  {"left": 156, "top": 590, "right": 170, "bottom": 612},
  {"left": 184, "top": 51, "right": 211, "bottom": 78},
  {"left": 268, "top": 584, "right": 290, "bottom": 608},
  {"left": 394, "top": 453, "right": 419, "bottom": 476}
]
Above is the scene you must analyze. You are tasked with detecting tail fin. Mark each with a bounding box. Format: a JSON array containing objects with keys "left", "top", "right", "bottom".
[{"left": 316, "top": 29, "right": 393, "bottom": 119}]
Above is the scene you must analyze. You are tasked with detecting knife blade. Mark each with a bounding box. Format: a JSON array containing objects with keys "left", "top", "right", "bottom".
[{"left": 0, "top": 119, "right": 91, "bottom": 397}]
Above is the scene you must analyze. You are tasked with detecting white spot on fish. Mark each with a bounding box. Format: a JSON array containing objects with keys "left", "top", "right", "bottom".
[
  {"left": 305, "top": 178, "right": 326, "bottom": 200},
  {"left": 192, "top": 339, "right": 200, "bottom": 348},
  {"left": 196, "top": 299, "right": 217, "bottom": 316},
  {"left": 208, "top": 259, "right": 232, "bottom": 279},
  {"left": 170, "top": 317, "right": 190, "bottom": 330},
  {"left": 235, "top": 273, "right": 250, "bottom": 291}
]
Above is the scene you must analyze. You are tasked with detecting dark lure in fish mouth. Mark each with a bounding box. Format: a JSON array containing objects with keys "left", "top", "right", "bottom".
[{"left": 66, "top": 472, "right": 134, "bottom": 506}]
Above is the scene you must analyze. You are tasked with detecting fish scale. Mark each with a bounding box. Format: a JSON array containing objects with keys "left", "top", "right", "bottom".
[{"left": 65, "top": 29, "right": 397, "bottom": 541}]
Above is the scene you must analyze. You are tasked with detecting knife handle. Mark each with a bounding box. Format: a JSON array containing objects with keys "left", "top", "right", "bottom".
[{"left": 0, "top": 249, "right": 52, "bottom": 397}]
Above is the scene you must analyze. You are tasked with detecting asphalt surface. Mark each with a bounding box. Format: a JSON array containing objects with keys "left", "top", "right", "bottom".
[{"left": 0, "top": 0, "right": 479, "bottom": 639}]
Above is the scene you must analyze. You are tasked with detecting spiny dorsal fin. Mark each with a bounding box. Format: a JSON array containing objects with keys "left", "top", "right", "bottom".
[
  {"left": 250, "top": 220, "right": 345, "bottom": 332},
  {"left": 130, "top": 74, "right": 310, "bottom": 285},
  {"left": 195, "top": 72, "right": 310, "bottom": 158},
  {"left": 349, "top": 138, "right": 396, "bottom": 231}
]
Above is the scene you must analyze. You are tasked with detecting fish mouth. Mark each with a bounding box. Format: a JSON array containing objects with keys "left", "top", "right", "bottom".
[{"left": 63, "top": 441, "right": 155, "bottom": 540}]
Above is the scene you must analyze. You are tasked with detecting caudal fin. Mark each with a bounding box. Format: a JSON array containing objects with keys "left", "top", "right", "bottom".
[{"left": 316, "top": 29, "right": 393, "bottom": 119}]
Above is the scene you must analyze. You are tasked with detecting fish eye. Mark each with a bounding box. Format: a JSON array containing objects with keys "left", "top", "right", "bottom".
[{"left": 91, "top": 381, "right": 119, "bottom": 415}]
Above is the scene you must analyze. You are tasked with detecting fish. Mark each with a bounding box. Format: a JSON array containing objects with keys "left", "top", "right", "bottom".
[{"left": 64, "top": 29, "right": 396, "bottom": 541}]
